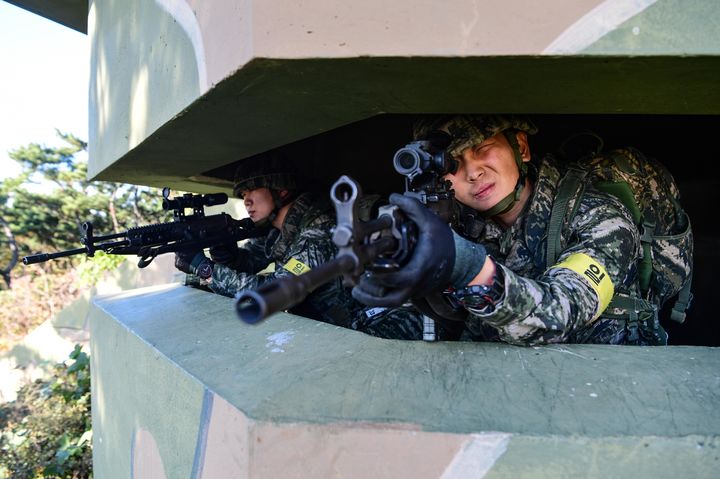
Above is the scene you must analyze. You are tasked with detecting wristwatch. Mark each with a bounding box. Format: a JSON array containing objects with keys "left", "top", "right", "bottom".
[
  {"left": 189, "top": 253, "right": 214, "bottom": 280},
  {"left": 196, "top": 260, "right": 214, "bottom": 280},
  {"left": 452, "top": 270, "right": 504, "bottom": 312}
]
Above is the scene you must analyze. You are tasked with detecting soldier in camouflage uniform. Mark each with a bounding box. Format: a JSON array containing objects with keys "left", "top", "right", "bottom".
[
  {"left": 353, "top": 114, "right": 664, "bottom": 346},
  {"left": 175, "top": 152, "right": 424, "bottom": 340}
]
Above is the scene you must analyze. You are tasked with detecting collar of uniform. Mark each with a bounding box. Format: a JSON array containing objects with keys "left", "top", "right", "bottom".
[
  {"left": 267, "top": 192, "right": 316, "bottom": 259},
  {"left": 522, "top": 155, "right": 563, "bottom": 265}
]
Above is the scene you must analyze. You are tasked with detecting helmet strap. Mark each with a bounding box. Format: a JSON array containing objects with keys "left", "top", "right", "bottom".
[{"left": 262, "top": 189, "right": 298, "bottom": 227}]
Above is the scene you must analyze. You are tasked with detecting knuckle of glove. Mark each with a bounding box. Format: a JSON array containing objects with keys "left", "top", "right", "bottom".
[
  {"left": 210, "top": 244, "right": 238, "bottom": 265},
  {"left": 174, "top": 255, "right": 190, "bottom": 273}
]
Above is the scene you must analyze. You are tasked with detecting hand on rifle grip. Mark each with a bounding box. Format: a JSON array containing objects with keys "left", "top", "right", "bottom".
[
  {"left": 209, "top": 242, "right": 239, "bottom": 266},
  {"left": 175, "top": 250, "right": 214, "bottom": 279},
  {"left": 351, "top": 193, "right": 456, "bottom": 306}
]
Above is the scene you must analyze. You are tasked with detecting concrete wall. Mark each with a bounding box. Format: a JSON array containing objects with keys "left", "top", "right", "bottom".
[
  {"left": 83, "top": 2, "right": 720, "bottom": 475},
  {"left": 91, "top": 284, "right": 720, "bottom": 478},
  {"left": 88, "top": 0, "right": 720, "bottom": 191}
]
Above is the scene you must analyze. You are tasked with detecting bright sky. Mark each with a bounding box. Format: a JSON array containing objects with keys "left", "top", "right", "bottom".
[{"left": 0, "top": 1, "right": 88, "bottom": 180}]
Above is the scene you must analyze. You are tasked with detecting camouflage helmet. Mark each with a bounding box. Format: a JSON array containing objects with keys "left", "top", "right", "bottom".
[
  {"left": 413, "top": 114, "right": 538, "bottom": 158},
  {"left": 414, "top": 114, "right": 538, "bottom": 218},
  {"left": 232, "top": 151, "right": 302, "bottom": 199}
]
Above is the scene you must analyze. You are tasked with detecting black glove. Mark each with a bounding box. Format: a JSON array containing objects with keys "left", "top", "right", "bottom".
[
  {"left": 174, "top": 250, "right": 214, "bottom": 279},
  {"left": 209, "top": 242, "right": 239, "bottom": 266},
  {"left": 352, "top": 193, "right": 487, "bottom": 307}
]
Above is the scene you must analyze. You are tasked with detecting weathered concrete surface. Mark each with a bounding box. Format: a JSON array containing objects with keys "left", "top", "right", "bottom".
[
  {"left": 5, "top": 0, "right": 87, "bottom": 33},
  {"left": 91, "top": 284, "right": 720, "bottom": 477},
  {"left": 87, "top": 0, "right": 720, "bottom": 191}
]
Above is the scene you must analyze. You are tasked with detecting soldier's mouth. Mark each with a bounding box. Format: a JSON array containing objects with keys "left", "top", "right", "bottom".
[{"left": 472, "top": 183, "right": 494, "bottom": 199}]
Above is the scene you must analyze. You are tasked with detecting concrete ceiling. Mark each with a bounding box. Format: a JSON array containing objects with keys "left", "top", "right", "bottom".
[
  {"left": 91, "top": 55, "right": 720, "bottom": 194},
  {"left": 4, "top": 0, "right": 87, "bottom": 34}
]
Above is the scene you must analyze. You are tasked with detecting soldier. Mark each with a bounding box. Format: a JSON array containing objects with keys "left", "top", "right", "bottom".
[
  {"left": 352, "top": 114, "right": 667, "bottom": 345},
  {"left": 174, "top": 151, "right": 424, "bottom": 340}
]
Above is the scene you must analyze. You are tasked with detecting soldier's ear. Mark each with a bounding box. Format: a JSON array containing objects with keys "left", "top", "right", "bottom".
[
  {"left": 516, "top": 131, "right": 531, "bottom": 162},
  {"left": 278, "top": 189, "right": 291, "bottom": 200}
]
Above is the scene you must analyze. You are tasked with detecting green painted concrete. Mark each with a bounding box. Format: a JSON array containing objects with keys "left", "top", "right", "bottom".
[
  {"left": 485, "top": 435, "right": 719, "bottom": 478},
  {"left": 89, "top": 0, "right": 202, "bottom": 180},
  {"left": 90, "top": 284, "right": 206, "bottom": 479},
  {"left": 5, "top": 0, "right": 87, "bottom": 33},
  {"left": 92, "top": 283, "right": 720, "bottom": 437},
  {"left": 584, "top": 0, "right": 720, "bottom": 55},
  {"left": 91, "top": 56, "right": 720, "bottom": 193}
]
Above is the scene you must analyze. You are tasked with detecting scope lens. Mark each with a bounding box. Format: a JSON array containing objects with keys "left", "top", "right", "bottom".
[{"left": 393, "top": 150, "right": 419, "bottom": 174}]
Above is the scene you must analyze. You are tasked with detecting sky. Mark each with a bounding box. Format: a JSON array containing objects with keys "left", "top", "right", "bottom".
[{"left": 0, "top": 1, "right": 88, "bottom": 181}]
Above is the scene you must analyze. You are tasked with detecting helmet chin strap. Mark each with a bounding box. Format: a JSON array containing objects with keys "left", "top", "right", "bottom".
[
  {"left": 254, "top": 189, "right": 298, "bottom": 228},
  {"left": 479, "top": 130, "right": 527, "bottom": 218}
]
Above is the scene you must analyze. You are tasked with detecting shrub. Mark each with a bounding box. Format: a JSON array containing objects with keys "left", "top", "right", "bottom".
[
  {"left": 0, "top": 252, "right": 125, "bottom": 353},
  {"left": 0, "top": 345, "right": 92, "bottom": 478}
]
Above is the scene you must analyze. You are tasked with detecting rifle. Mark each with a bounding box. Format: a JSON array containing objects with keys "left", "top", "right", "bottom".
[
  {"left": 235, "top": 136, "right": 457, "bottom": 324},
  {"left": 23, "top": 188, "right": 267, "bottom": 268}
]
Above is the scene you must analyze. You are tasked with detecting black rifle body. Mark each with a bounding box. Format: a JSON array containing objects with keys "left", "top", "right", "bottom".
[
  {"left": 236, "top": 137, "right": 457, "bottom": 324},
  {"left": 23, "top": 191, "right": 265, "bottom": 268}
]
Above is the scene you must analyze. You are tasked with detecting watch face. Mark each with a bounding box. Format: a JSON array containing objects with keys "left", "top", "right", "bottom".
[
  {"left": 453, "top": 284, "right": 499, "bottom": 311},
  {"left": 197, "top": 261, "right": 213, "bottom": 279}
]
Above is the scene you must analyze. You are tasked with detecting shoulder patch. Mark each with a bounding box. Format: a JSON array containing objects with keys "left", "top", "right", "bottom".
[
  {"left": 283, "top": 257, "right": 311, "bottom": 276},
  {"left": 552, "top": 253, "right": 614, "bottom": 318}
]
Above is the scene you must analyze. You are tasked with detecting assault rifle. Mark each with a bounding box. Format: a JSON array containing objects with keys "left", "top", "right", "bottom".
[
  {"left": 235, "top": 136, "right": 457, "bottom": 324},
  {"left": 23, "top": 188, "right": 267, "bottom": 268}
]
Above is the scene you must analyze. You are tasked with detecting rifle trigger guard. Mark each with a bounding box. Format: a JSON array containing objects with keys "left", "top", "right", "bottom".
[{"left": 137, "top": 247, "right": 156, "bottom": 268}]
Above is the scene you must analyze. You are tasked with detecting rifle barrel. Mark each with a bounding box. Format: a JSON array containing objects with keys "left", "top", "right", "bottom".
[
  {"left": 236, "top": 254, "right": 357, "bottom": 324},
  {"left": 22, "top": 247, "right": 88, "bottom": 265}
]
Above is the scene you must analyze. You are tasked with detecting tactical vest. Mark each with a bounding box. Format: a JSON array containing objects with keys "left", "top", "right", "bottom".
[{"left": 547, "top": 145, "right": 694, "bottom": 328}]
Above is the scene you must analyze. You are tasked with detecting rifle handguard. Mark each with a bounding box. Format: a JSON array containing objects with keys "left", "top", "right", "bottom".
[{"left": 236, "top": 255, "right": 356, "bottom": 324}]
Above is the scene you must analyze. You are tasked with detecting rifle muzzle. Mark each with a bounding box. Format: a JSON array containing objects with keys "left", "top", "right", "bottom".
[
  {"left": 235, "top": 289, "right": 269, "bottom": 324},
  {"left": 22, "top": 253, "right": 50, "bottom": 265},
  {"left": 235, "top": 255, "right": 356, "bottom": 324}
]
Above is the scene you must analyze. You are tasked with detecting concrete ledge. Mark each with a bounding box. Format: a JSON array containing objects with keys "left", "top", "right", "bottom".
[{"left": 90, "top": 284, "right": 720, "bottom": 478}]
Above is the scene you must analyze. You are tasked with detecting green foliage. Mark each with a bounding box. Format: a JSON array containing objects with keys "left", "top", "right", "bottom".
[
  {"left": 0, "top": 345, "right": 92, "bottom": 478},
  {"left": 77, "top": 252, "right": 127, "bottom": 287},
  {"left": 0, "top": 131, "right": 169, "bottom": 264},
  {"left": 0, "top": 131, "right": 170, "bottom": 350}
]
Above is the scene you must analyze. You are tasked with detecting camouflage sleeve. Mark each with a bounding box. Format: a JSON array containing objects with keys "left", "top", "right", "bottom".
[
  {"left": 232, "top": 237, "right": 272, "bottom": 273},
  {"left": 465, "top": 191, "right": 641, "bottom": 345},
  {"left": 208, "top": 226, "right": 337, "bottom": 298}
]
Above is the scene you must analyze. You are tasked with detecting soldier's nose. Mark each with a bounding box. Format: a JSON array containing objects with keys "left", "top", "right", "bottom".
[{"left": 467, "top": 168, "right": 483, "bottom": 182}]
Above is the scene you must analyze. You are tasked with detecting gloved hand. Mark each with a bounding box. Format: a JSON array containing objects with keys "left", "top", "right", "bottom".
[
  {"left": 209, "top": 242, "right": 239, "bottom": 265},
  {"left": 174, "top": 250, "right": 214, "bottom": 279},
  {"left": 351, "top": 193, "right": 487, "bottom": 307}
]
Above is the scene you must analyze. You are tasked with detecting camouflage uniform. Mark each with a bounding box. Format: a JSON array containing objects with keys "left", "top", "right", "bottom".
[
  {"left": 197, "top": 192, "right": 424, "bottom": 340},
  {"left": 454, "top": 156, "right": 666, "bottom": 345},
  {"left": 412, "top": 115, "right": 669, "bottom": 345}
]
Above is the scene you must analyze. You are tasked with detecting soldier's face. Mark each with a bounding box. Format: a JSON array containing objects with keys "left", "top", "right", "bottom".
[
  {"left": 445, "top": 132, "right": 529, "bottom": 212},
  {"left": 242, "top": 187, "right": 275, "bottom": 222}
]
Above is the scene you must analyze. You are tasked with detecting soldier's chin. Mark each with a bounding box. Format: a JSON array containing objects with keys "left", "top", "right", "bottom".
[
  {"left": 459, "top": 197, "right": 489, "bottom": 211},
  {"left": 252, "top": 217, "right": 271, "bottom": 227}
]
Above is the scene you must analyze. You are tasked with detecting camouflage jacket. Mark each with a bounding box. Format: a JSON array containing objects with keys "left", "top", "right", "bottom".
[
  {"left": 455, "top": 156, "right": 663, "bottom": 346},
  {"left": 203, "top": 193, "right": 424, "bottom": 339}
]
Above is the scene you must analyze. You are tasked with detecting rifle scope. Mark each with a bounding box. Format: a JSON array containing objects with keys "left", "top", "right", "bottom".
[
  {"left": 162, "top": 192, "right": 228, "bottom": 211},
  {"left": 392, "top": 141, "right": 457, "bottom": 183}
]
